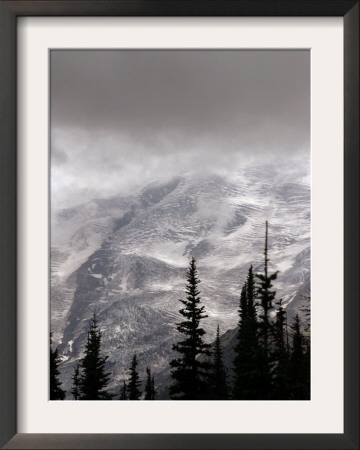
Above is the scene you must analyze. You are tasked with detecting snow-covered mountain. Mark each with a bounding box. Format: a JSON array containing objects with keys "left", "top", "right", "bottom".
[{"left": 51, "top": 157, "right": 310, "bottom": 397}]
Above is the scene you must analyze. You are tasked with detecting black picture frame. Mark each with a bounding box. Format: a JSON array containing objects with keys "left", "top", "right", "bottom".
[{"left": 0, "top": 1, "right": 358, "bottom": 449}]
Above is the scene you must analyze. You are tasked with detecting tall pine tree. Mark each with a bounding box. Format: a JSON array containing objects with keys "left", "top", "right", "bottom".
[
  {"left": 271, "top": 299, "right": 291, "bottom": 399},
  {"left": 210, "top": 324, "right": 228, "bottom": 400},
  {"left": 255, "top": 221, "right": 278, "bottom": 397},
  {"left": 256, "top": 221, "right": 278, "bottom": 359},
  {"left": 289, "top": 314, "right": 310, "bottom": 399},
  {"left": 119, "top": 380, "right": 128, "bottom": 400},
  {"left": 169, "top": 257, "right": 210, "bottom": 400},
  {"left": 50, "top": 333, "right": 66, "bottom": 400},
  {"left": 299, "top": 291, "right": 311, "bottom": 356},
  {"left": 127, "top": 354, "right": 142, "bottom": 400},
  {"left": 79, "top": 313, "right": 113, "bottom": 400},
  {"left": 233, "top": 266, "right": 262, "bottom": 399},
  {"left": 299, "top": 291, "right": 311, "bottom": 399},
  {"left": 144, "top": 367, "right": 157, "bottom": 400},
  {"left": 71, "top": 363, "right": 81, "bottom": 400}
]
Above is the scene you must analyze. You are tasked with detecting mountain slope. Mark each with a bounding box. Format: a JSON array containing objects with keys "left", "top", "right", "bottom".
[{"left": 51, "top": 158, "right": 311, "bottom": 396}]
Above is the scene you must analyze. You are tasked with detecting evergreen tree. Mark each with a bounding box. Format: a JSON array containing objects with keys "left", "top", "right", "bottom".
[
  {"left": 169, "top": 257, "right": 211, "bottom": 400},
  {"left": 120, "top": 380, "right": 128, "bottom": 400},
  {"left": 71, "top": 363, "right": 81, "bottom": 400},
  {"left": 127, "top": 354, "right": 142, "bottom": 400},
  {"left": 256, "top": 221, "right": 278, "bottom": 358},
  {"left": 210, "top": 324, "right": 228, "bottom": 400},
  {"left": 272, "top": 299, "right": 287, "bottom": 355},
  {"left": 232, "top": 266, "right": 262, "bottom": 399},
  {"left": 299, "top": 291, "right": 311, "bottom": 352},
  {"left": 299, "top": 291, "right": 311, "bottom": 332},
  {"left": 289, "top": 314, "right": 310, "bottom": 399},
  {"left": 299, "top": 291, "right": 311, "bottom": 398},
  {"left": 271, "top": 299, "right": 291, "bottom": 399},
  {"left": 50, "top": 333, "right": 66, "bottom": 400},
  {"left": 255, "top": 221, "right": 278, "bottom": 396},
  {"left": 79, "top": 313, "right": 113, "bottom": 400},
  {"left": 144, "top": 367, "right": 157, "bottom": 400},
  {"left": 233, "top": 282, "right": 248, "bottom": 398},
  {"left": 303, "top": 336, "right": 311, "bottom": 399}
]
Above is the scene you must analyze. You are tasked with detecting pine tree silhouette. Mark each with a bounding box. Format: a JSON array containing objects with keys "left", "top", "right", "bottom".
[
  {"left": 71, "top": 363, "right": 81, "bottom": 400},
  {"left": 170, "top": 257, "right": 210, "bottom": 399},
  {"left": 50, "top": 333, "right": 66, "bottom": 400},
  {"left": 144, "top": 367, "right": 157, "bottom": 400},
  {"left": 289, "top": 314, "right": 310, "bottom": 399},
  {"left": 210, "top": 324, "right": 228, "bottom": 399},
  {"left": 271, "top": 299, "right": 291, "bottom": 399},
  {"left": 79, "top": 313, "right": 113, "bottom": 400},
  {"left": 127, "top": 354, "right": 142, "bottom": 400},
  {"left": 255, "top": 221, "right": 278, "bottom": 397},
  {"left": 233, "top": 266, "right": 262, "bottom": 399},
  {"left": 120, "top": 380, "right": 128, "bottom": 400}
]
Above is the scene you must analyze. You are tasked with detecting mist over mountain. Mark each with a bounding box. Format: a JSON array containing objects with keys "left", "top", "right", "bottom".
[{"left": 51, "top": 157, "right": 310, "bottom": 397}]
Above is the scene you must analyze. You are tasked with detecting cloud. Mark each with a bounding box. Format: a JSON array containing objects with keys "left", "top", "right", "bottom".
[{"left": 50, "top": 50, "right": 310, "bottom": 209}]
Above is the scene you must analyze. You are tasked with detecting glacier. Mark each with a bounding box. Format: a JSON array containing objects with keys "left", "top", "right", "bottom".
[{"left": 51, "top": 157, "right": 310, "bottom": 397}]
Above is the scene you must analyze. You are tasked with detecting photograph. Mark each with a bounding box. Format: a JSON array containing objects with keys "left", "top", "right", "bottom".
[{"left": 50, "top": 49, "right": 311, "bottom": 401}]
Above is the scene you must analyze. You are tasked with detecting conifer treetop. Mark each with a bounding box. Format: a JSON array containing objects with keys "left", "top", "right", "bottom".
[
  {"left": 78, "top": 313, "right": 113, "bottom": 400},
  {"left": 170, "top": 257, "right": 211, "bottom": 400}
]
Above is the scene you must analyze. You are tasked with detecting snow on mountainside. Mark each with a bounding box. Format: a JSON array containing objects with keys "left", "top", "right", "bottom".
[{"left": 51, "top": 158, "right": 310, "bottom": 396}]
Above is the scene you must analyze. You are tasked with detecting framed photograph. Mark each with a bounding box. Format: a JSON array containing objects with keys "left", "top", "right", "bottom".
[{"left": 0, "top": 1, "right": 358, "bottom": 449}]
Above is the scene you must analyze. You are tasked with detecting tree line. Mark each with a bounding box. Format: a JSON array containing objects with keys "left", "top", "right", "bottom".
[
  {"left": 50, "top": 315, "right": 156, "bottom": 400},
  {"left": 51, "top": 221, "right": 310, "bottom": 400},
  {"left": 169, "top": 221, "right": 310, "bottom": 400}
]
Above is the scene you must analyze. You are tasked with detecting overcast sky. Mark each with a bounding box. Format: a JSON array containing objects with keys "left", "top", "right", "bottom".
[{"left": 51, "top": 50, "right": 310, "bottom": 210}]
